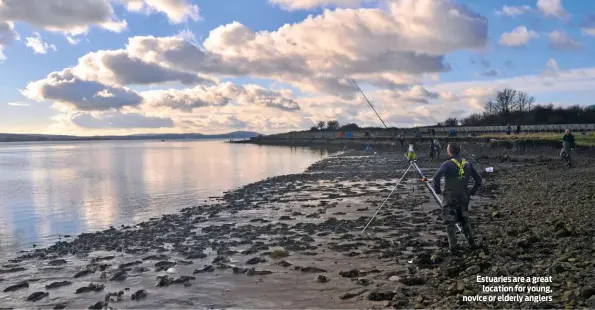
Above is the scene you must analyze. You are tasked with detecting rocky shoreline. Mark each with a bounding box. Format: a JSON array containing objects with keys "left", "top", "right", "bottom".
[{"left": 0, "top": 144, "right": 593, "bottom": 309}]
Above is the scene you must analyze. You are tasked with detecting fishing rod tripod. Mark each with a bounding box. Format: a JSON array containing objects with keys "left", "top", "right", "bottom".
[{"left": 360, "top": 153, "right": 467, "bottom": 242}]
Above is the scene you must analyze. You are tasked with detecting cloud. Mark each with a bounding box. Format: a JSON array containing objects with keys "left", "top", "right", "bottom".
[
  {"left": 498, "top": 26, "right": 539, "bottom": 47},
  {"left": 119, "top": 0, "right": 200, "bottom": 23},
  {"left": 72, "top": 49, "right": 213, "bottom": 86},
  {"left": 22, "top": 69, "right": 144, "bottom": 111},
  {"left": 68, "top": 111, "right": 174, "bottom": 129},
  {"left": 481, "top": 69, "right": 500, "bottom": 77},
  {"left": 7, "top": 101, "right": 30, "bottom": 107},
  {"left": 548, "top": 30, "right": 582, "bottom": 51},
  {"left": 141, "top": 82, "right": 300, "bottom": 112},
  {"left": 537, "top": 0, "right": 568, "bottom": 20},
  {"left": 580, "top": 15, "right": 595, "bottom": 37},
  {"left": 495, "top": 5, "right": 532, "bottom": 17},
  {"left": 0, "top": 0, "right": 198, "bottom": 38},
  {"left": 268, "top": 0, "right": 367, "bottom": 11},
  {"left": 542, "top": 58, "right": 560, "bottom": 78},
  {"left": 127, "top": 0, "right": 486, "bottom": 96},
  {"left": 25, "top": 32, "right": 57, "bottom": 54},
  {"left": 0, "top": 0, "right": 127, "bottom": 35},
  {"left": 0, "top": 21, "right": 18, "bottom": 62}
]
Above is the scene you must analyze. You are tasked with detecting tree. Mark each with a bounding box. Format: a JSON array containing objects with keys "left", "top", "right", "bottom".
[
  {"left": 317, "top": 121, "right": 326, "bottom": 130},
  {"left": 310, "top": 126, "right": 318, "bottom": 131},
  {"left": 327, "top": 120, "right": 340, "bottom": 130},
  {"left": 494, "top": 88, "right": 517, "bottom": 121},
  {"left": 444, "top": 118, "right": 458, "bottom": 127},
  {"left": 516, "top": 91, "right": 535, "bottom": 112},
  {"left": 485, "top": 100, "right": 497, "bottom": 115},
  {"left": 339, "top": 123, "right": 359, "bottom": 130}
]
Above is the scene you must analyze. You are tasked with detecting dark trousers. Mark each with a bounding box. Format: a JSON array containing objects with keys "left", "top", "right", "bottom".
[{"left": 442, "top": 194, "right": 475, "bottom": 249}]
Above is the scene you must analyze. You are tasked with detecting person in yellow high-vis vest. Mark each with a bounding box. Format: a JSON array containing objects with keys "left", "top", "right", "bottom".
[
  {"left": 432, "top": 143, "right": 482, "bottom": 255},
  {"left": 407, "top": 144, "right": 416, "bottom": 161}
]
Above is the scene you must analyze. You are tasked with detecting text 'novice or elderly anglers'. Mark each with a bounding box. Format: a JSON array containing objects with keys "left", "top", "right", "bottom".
[{"left": 461, "top": 276, "right": 554, "bottom": 303}]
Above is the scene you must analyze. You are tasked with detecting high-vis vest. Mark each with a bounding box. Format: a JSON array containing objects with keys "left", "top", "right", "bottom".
[{"left": 450, "top": 158, "right": 467, "bottom": 179}]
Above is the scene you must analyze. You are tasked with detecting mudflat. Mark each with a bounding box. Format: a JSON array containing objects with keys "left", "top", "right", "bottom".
[{"left": 0, "top": 145, "right": 593, "bottom": 309}]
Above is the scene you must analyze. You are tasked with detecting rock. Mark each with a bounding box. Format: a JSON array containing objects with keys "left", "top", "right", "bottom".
[
  {"left": 27, "top": 291, "right": 49, "bottom": 302},
  {"left": 300, "top": 266, "right": 327, "bottom": 273},
  {"left": 173, "top": 276, "right": 196, "bottom": 284},
  {"left": 88, "top": 301, "right": 106, "bottom": 309},
  {"left": 339, "top": 269, "right": 359, "bottom": 278},
  {"left": 354, "top": 278, "right": 372, "bottom": 286},
  {"left": 3, "top": 281, "right": 29, "bottom": 292},
  {"left": 46, "top": 281, "right": 72, "bottom": 289},
  {"left": 118, "top": 261, "right": 142, "bottom": 269},
  {"left": 588, "top": 296, "right": 595, "bottom": 309},
  {"left": 53, "top": 303, "right": 67, "bottom": 309},
  {"left": 91, "top": 256, "right": 115, "bottom": 263},
  {"left": 74, "top": 269, "right": 93, "bottom": 278},
  {"left": 555, "top": 229, "right": 571, "bottom": 238},
  {"left": 212, "top": 256, "right": 230, "bottom": 264},
  {"left": 142, "top": 254, "right": 169, "bottom": 261},
  {"left": 581, "top": 287, "right": 595, "bottom": 298},
  {"left": 246, "top": 268, "right": 272, "bottom": 276},
  {"left": 110, "top": 270, "right": 127, "bottom": 281},
  {"left": 193, "top": 265, "right": 215, "bottom": 274},
  {"left": 154, "top": 261, "right": 176, "bottom": 271},
  {"left": 269, "top": 249, "right": 290, "bottom": 259},
  {"left": 491, "top": 211, "right": 501, "bottom": 218},
  {"left": 368, "top": 290, "right": 395, "bottom": 301},
  {"left": 155, "top": 275, "right": 172, "bottom": 287},
  {"left": 246, "top": 257, "right": 265, "bottom": 265},
  {"left": 317, "top": 275, "right": 330, "bottom": 283},
  {"left": 232, "top": 267, "right": 248, "bottom": 274},
  {"left": 274, "top": 260, "right": 292, "bottom": 268},
  {"left": 466, "top": 265, "right": 481, "bottom": 275},
  {"left": 393, "top": 298, "right": 409, "bottom": 308},
  {"left": 0, "top": 267, "right": 26, "bottom": 273},
  {"left": 131, "top": 289, "right": 148, "bottom": 301},
  {"left": 75, "top": 283, "right": 104, "bottom": 294},
  {"left": 49, "top": 259, "right": 67, "bottom": 266},
  {"left": 398, "top": 276, "right": 426, "bottom": 286},
  {"left": 340, "top": 290, "right": 364, "bottom": 300},
  {"left": 456, "top": 280, "right": 466, "bottom": 292}
]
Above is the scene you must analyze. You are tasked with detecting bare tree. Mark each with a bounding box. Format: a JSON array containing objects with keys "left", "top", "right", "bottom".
[
  {"left": 317, "top": 121, "right": 326, "bottom": 130},
  {"left": 516, "top": 91, "right": 535, "bottom": 112},
  {"left": 494, "top": 88, "right": 517, "bottom": 121},
  {"left": 485, "top": 100, "right": 497, "bottom": 115},
  {"left": 444, "top": 118, "right": 458, "bottom": 127},
  {"left": 327, "top": 120, "right": 340, "bottom": 130}
]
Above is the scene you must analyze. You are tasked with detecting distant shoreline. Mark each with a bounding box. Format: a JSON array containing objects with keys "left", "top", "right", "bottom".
[{"left": 0, "top": 131, "right": 260, "bottom": 143}]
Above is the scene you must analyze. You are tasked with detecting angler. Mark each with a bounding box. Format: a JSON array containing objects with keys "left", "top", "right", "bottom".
[{"left": 432, "top": 143, "right": 482, "bottom": 255}]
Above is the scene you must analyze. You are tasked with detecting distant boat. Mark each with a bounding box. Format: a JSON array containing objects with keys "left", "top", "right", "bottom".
[{"left": 161, "top": 139, "right": 165, "bottom": 142}]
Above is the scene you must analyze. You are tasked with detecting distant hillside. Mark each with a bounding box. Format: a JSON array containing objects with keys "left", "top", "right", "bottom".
[{"left": 0, "top": 131, "right": 261, "bottom": 143}]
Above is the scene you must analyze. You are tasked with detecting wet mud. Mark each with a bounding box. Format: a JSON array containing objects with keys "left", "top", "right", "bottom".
[{"left": 0, "top": 145, "right": 594, "bottom": 309}]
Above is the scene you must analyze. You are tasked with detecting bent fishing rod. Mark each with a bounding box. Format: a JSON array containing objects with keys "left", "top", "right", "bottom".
[{"left": 351, "top": 78, "right": 466, "bottom": 238}]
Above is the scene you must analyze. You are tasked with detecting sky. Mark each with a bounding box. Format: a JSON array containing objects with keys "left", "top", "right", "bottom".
[{"left": 1, "top": 0, "right": 595, "bottom": 135}]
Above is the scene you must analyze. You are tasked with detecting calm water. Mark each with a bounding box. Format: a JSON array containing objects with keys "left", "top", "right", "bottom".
[{"left": 0, "top": 140, "right": 330, "bottom": 255}]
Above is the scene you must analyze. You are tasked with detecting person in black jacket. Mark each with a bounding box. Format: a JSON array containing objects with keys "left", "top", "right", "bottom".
[
  {"left": 560, "top": 129, "right": 575, "bottom": 167},
  {"left": 432, "top": 143, "right": 482, "bottom": 254}
]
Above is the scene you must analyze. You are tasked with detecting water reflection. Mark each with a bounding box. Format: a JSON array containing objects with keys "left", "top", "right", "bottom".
[{"left": 0, "top": 140, "right": 329, "bottom": 255}]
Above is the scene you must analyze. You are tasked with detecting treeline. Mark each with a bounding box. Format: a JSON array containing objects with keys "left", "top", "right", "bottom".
[
  {"left": 310, "top": 121, "right": 362, "bottom": 131},
  {"left": 438, "top": 88, "right": 595, "bottom": 127}
]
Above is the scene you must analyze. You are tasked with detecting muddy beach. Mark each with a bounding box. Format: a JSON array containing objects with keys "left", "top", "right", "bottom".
[{"left": 1, "top": 143, "right": 594, "bottom": 309}]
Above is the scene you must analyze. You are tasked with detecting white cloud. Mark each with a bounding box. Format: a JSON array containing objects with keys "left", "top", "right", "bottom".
[
  {"left": 495, "top": 5, "right": 532, "bottom": 17},
  {"left": 268, "top": 0, "right": 367, "bottom": 11},
  {"left": 68, "top": 111, "right": 174, "bottom": 129},
  {"left": 22, "top": 69, "right": 144, "bottom": 111},
  {"left": 7, "top": 101, "right": 30, "bottom": 107},
  {"left": 142, "top": 82, "right": 300, "bottom": 112},
  {"left": 25, "top": 32, "right": 57, "bottom": 55},
  {"left": 537, "top": 0, "right": 568, "bottom": 20},
  {"left": 542, "top": 58, "right": 560, "bottom": 78},
  {"left": 548, "top": 30, "right": 582, "bottom": 51},
  {"left": 0, "top": 0, "right": 126, "bottom": 35},
  {"left": 0, "top": 21, "right": 18, "bottom": 62},
  {"left": 580, "top": 15, "right": 595, "bottom": 37},
  {"left": 498, "top": 26, "right": 539, "bottom": 47},
  {"left": 119, "top": 0, "right": 200, "bottom": 23}
]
